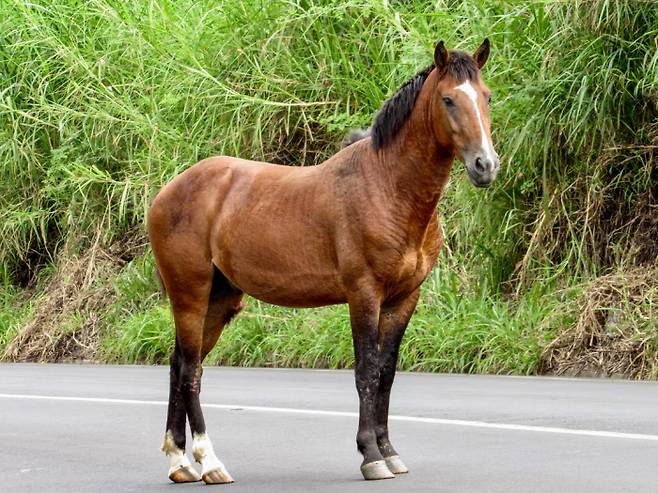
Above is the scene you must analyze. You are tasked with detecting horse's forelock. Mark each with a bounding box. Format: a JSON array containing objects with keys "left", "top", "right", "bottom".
[{"left": 441, "top": 51, "right": 479, "bottom": 83}]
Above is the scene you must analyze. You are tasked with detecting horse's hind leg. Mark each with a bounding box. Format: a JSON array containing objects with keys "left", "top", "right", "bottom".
[
  {"left": 375, "top": 289, "right": 420, "bottom": 475},
  {"left": 191, "top": 267, "right": 243, "bottom": 485},
  {"left": 162, "top": 342, "right": 200, "bottom": 483},
  {"left": 200, "top": 266, "right": 244, "bottom": 362},
  {"left": 159, "top": 260, "right": 242, "bottom": 485},
  {"left": 160, "top": 266, "right": 211, "bottom": 484}
]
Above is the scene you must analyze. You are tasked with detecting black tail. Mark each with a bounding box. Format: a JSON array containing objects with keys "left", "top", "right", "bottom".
[{"left": 341, "top": 128, "right": 371, "bottom": 148}]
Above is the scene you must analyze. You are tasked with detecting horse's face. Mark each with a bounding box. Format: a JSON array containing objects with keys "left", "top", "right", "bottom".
[{"left": 431, "top": 40, "right": 500, "bottom": 188}]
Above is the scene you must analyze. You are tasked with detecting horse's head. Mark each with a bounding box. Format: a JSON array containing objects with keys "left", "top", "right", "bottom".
[{"left": 430, "top": 40, "right": 499, "bottom": 188}]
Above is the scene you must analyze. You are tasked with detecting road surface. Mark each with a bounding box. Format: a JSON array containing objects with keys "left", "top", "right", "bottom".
[{"left": 1, "top": 364, "right": 657, "bottom": 492}]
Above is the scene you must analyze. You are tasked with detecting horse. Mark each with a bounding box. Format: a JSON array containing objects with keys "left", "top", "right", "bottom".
[{"left": 148, "top": 38, "right": 499, "bottom": 484}]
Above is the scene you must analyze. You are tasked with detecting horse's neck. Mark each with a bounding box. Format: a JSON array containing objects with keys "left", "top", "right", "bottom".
[{"left": 375, "top": 78, "right": 455, "bottom": 243}]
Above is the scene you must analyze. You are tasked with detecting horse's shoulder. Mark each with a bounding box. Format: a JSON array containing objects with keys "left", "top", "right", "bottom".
[{"left": 421, "top": 212, "right": 442, "bottom": 258}]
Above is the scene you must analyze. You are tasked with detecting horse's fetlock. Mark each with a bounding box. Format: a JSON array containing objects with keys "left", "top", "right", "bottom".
[
  {"left": 375, "top": 425, "right": 388, "bottom": 440},
  {"left": 162, "top": 430, "right": 183, "bottom": 455},
  {"left": 376, "top": 435, "right": 396, "bottom": 457},
  {"left": 192, "top": 433, "right": 212, "bottom": 462},
  {"left": 356, "top": 430, "right": 376, "bottom": 449}
]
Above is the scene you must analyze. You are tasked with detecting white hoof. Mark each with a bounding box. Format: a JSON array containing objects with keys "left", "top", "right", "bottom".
[
  {"left": 361, "top": 460, "right": 395, "bottom": 480},
  {"left": 384, "top": 455, "right": 409, "bottom": 474},
  {"left": 168, "top": 461, "right": 201, "bottom": 483},
  {"left": 202, "top": 467, "right": 234, "bottom": 484}
]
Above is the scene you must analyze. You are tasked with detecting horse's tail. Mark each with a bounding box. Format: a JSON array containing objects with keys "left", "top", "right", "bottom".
[
  {"left": 155, "top": 268, "right": 167, "bottom": 301},
  {"left": 341, "top": 128, "right": 371, "bottom": 148}
]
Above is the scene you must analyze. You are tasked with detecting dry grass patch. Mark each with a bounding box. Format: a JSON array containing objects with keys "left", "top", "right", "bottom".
[
  {"left": 3, "top": 232, "right": 146, "bottom": 362},
  {"left": 541, "top": 267, "right": 658, "bottom": 378}
]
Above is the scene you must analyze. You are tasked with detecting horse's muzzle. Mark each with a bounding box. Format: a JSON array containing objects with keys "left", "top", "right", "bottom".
[{"left": 467, "top": 155, "right": 500, "bottom": 188}]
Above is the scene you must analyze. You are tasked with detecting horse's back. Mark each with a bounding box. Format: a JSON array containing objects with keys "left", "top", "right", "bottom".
[
  {"left": 149, "top": 155, "right": 310, "bottom": 232},
  {"left": 149, "top": 155, "right": 346, "bottom": 307}
]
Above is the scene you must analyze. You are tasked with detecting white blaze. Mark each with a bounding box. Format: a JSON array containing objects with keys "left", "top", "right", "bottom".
[{"left": 455, "top": 81, "right": 496, "bottom": 162}]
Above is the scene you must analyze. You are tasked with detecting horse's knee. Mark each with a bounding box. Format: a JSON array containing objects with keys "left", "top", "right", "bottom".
[
  {"left": 169, "top": 348, "right": 182, "bottom": 377},
  {"left": 180, "top": 359, "right": 202, "bottom": 394}
]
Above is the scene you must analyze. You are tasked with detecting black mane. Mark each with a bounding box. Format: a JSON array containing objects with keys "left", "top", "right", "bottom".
[{"left": 371, "top": 51, "right": 478, "bottom": 150}]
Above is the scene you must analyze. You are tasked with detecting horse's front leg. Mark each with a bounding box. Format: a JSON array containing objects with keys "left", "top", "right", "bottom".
[
  {"left": 375, "top": 289, "right": 420, "bottom": 475},
  {"left": 349, "top": 289, "right": 395, "bottom": 480}
]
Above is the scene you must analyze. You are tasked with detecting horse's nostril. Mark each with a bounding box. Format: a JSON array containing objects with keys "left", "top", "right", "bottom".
[{"left": 475, "top": 157, "right": 486, "bottom": 173}]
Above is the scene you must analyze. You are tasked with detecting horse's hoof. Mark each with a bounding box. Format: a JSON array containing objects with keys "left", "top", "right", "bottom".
[
  {"left": 360, "top": 460, "right": 395, "bottom": 480},
  {"left": 384, "top": 455, "right": 409, "bottom": 474},
  {"left": 169, "top": 464, "right": 201, "bottom": 483},
  {"left": 202, "top": 467, "right": 234, "bottom": 484}
]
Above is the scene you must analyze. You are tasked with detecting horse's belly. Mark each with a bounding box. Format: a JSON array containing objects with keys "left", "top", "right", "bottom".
[
  {"left": 222, "top": 267, "right": 346, "bottom": 308},
  {"left": 213, "top": 241, "right": 345, "bottom": 308},
  {"left": 242, "top": 278, "right": 346, "bottom": 308}
]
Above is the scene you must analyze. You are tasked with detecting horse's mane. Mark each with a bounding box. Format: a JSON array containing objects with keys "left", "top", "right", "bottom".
[{"left": 370, "top": 50, "right": 479, "bottom": 150}]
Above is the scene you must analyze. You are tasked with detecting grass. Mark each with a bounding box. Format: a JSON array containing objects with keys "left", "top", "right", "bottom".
[
  {"left": 0, "top": 288, "right": 31, "bottom": 352},
  {"left": 1, "top": 0, "right": 656, "bottom": 375}
]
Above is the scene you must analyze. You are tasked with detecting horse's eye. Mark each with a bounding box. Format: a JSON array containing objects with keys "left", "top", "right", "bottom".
[
  {"left": 487, "top": 95, "right": 492, "bottom": 104},
  {"left": 443, "top": 97, "right": 454, "bottom": 107}
]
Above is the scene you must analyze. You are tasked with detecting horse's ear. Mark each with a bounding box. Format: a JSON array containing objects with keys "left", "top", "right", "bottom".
[
  {"left": 434, "top": 41, "right": 449, "bottom": 71},
  {"left": 473, "top": 38, "right": 490, "bottom": 69}
]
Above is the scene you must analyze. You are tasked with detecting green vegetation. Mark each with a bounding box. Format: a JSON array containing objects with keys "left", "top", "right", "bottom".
[{"left": 1, "top": 1, "right": 656, "bottom": 376}]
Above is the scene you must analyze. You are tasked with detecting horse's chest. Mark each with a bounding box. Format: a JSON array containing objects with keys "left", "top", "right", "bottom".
[
  {"left": 382, "top": 225, "right": 441, "bottom": 296},
  {"left": 398, "top": 250, "right": 424, "bottom": 280},
  {"left": 384, "top": 248, "right": 433, "bottom": 294}
]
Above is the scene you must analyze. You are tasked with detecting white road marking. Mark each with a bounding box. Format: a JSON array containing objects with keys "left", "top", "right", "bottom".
[
  {"left": 2, "top": 392, "right": 658, "bottom": 442},
  {"left": 455, "top": 81, "right": 496, "bottom": 162}
]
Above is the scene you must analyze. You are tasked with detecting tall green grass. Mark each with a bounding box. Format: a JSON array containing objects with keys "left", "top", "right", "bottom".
[
  {"left": 0, "top": 0, "right": 525, "bottom": 284},
  {"left": 1, "top": 1, "right": 656, "bottom": 373}
]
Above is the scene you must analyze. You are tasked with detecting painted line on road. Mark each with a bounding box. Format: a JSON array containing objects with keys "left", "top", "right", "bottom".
[{"left": 2, "top": 392, "right": 658, "bottom": 442}]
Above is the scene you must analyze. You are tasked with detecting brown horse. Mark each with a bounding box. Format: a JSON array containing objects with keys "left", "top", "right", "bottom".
[{"left": 148, "top": 39, "right": 499, "bottom": 484}]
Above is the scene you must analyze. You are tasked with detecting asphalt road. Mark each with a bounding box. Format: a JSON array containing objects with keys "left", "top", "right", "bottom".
[{"left": 1, "top": 364, "right": 658, "bottom": 492}]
